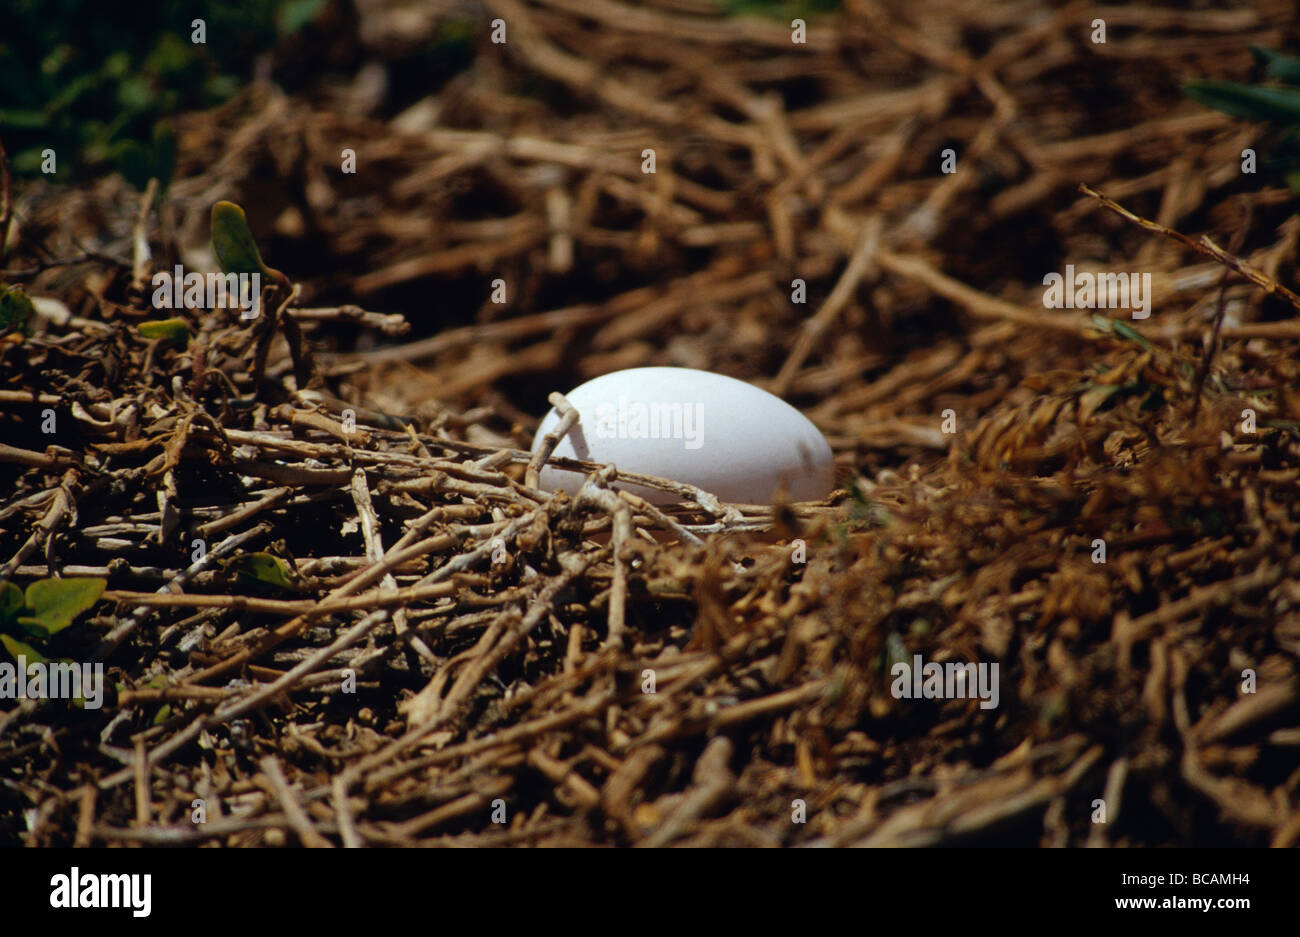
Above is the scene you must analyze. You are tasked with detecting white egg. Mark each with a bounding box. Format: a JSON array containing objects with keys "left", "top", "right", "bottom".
[{"left": 531, "top": 367, "right": 835, "bottom": 505}]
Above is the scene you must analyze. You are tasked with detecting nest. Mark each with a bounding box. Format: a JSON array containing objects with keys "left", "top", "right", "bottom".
[{"left": 2, "top": 0, "right": 1300, "bottom": 846}]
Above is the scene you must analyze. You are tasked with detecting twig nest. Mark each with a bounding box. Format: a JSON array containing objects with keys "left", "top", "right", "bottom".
[{"left": 531, "top": 367, "right": 835, "bottom": 505}]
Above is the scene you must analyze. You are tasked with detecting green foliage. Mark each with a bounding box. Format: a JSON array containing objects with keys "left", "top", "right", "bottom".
[
  {"left": 0, "top": 285, "right": 37, "bottom": 335},
  {"left": 1089, "top": 313, "right": 1152, "bottom": 351},
  {"left": 19, "top": 579, "right": 106, "bottom": 635},
  {"left": 0, "top": 583, "right": 23, "bottom": 622},
  {"left": 137, "top": 316, "right": 191, "bottom": 345},
  {"left": 1248, "top": 44, "right": 1300, "bottom": 85},
  {"left": 0, "top": 577, "right": 105, "bottom": 661},
  {"left": 720, "top": 0, "right": 840, "bottom": 20},
  {"left": 223, "top": 552, "right": 297, "bottom": 591},
  {"left": 0, "top": 634, "right": 45, "bottom": 666},
  {"left": 211, "top": 201, "right": 276, "bottom": 278},
  {"left": 1183, "top": 46, "right": 1300, "bottom": 190},
  {"left": 0, "top": 0, "right": 327, "bottom": 187},
  {"left": 1183, "top": 81, "right": 1300, "bottom": 123}
]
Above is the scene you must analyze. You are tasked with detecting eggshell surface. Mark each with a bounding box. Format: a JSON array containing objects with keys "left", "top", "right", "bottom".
[{"left": 531, "top": 367, "right": 835, "bottom": 504}]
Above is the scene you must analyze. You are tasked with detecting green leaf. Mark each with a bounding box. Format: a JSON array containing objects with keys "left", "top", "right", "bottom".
[
  {"left": 1249, "top": 45, "right": 1300, "bottom": 86},
  {"left": 11, "top": 617, "right": 50, "bottom": 640},
  {"left": 1090, "top": 314, "right": 1151, "bottom": 350},
  {"left": 1183, "top": 79, "right": 1300, "bottom": 123},
  {"left": 211, "top": 201, "right": 273, "bottom": 278},
  {"left": 152, "top": 120, "right": 177, "bottom": 191},
  {"left": 0, "top": 582, "right": 23, "bottom": 626},
  {"left": 152, "top": 703, "right": 172, "bottom": 726},
  {"left": 225, "top": 552, "right": 297, "bottom": 591},
  {"left": 0, "top": 285, "right": 36, "bottom": 335},
  {"left": 1110, "top": 318, "right": 1152, "bottom": 351},
  {"left": 138, "top": 317, "right": 190, "bottom": 345},
  {"left": 1, "top": 633, "right": 45, "bottom": 665},
  {"left": 277, "top": 0, "right": 330, "bottom": 36},
  {"left": 17, "top": 578, "right": 106, "bottom": 636},
  {"left": 0, "top": 108, "right": 49, "bottom": 130},
  {"left": 115, "top": 139, "right": 155, "bottom": 191}
]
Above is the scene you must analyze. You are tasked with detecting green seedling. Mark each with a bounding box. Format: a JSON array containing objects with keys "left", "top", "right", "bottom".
[{"left": 0, "top": 577, "right": 106, "bottom": 662}]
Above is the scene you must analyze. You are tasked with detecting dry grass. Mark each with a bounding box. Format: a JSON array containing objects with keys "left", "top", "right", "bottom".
[{"left": 2, "top": 0, "right": 1300, "bottom": 847}]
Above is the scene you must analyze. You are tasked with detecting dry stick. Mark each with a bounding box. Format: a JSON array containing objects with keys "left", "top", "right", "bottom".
[
  {"left": 118, "top": 684, "right": 236, "bottom": 705},
  {"left": 250, "top": 281, "right": 303, "bottom": 393},
  {"left": 94, "top": 522, "right": 270, "bottom": 659},
  {"left": 1086, "top": 757, "right": 1130, "bottom": 848},
  {"left": 342, "top": 687, "right": 620, "bottom": 801},
  {"left": 0, "top": 468, "right": 80, "bottom": 583},
  {"left": 360, "top": 430, "right": 691, "bottom": 503},
  {"left": 535, "top": 0, "right": 833, "bottom": 49},
  {"left": 874, "top": 246, "right": 1088, "bottom": 333},
  {"left": 332, "top": 776, "right": 363, "bottom": 848},
  {"left": 102, "top": 580, "right": 458, "bottom": 616},
  {"left": 133, "top": 737, "right": 150, "bottom": 829},
  {"left": 350, "top": 468, "right": 436, "bottom": 663},
  {"left": 616, "top": 490, "right": 704, "bottom": 546},
  {"left": 0, "top": 389, "right": 63, "bottom": 406},
  {"left": 640, "top": 736, "right": 735, "bottom": 847},
  {"left": 1192, "top": 199, "right": 1253, "bottom": 419},
  {"left": 485, "top": 0, "right": 679, "bottom": 126},
  {"left": 120, "top": 666, "right": 367, "bottom": 706},
  {"left": 525, "top": 391, "right": 578, "bottom": 489},
  {"left": 1111, "top": 563, "right": 1282, "bottom": 670},
  {"left": 1078, "top": 183, "right": 1300, "bottom": 314},
  {"left": 771, "top": 215, "right": 882, "bottom": 397},
  {"left": 100, "top": 609, "right": 390, "bottom": 789},
  {"left": 229, "top": 425, "right": 745, "bottom": 519},
  {"left": 576, "top": 471, "right": 631, "bottom": 648},
  {"left": 279, "top": 308, "right": 316, "bottom": 391},
  {"left": 197, "top": 486, "right": 291, "bottom": 538},
  {"left": 340, "top": 627, "right": 616, "bottom": 806},
  {"left": 289, "top": 305, "right": 409, "bottom": 335},
  {"left": 74, "top": 785, "right": 97, "bottom": 848},
  {"left": 383, "top": 778, "right": 515, "bottom": 840},
  {"left": 433, "top": 551, "right": 594, "bottom": 726},
  {"left": 407, "top": 506, "right": 549, "bottom": 592},
  {"left": 259, "top": 756, "right": 334, "bottom": 848},
  {"left": 337, "top": 302, "right": 607, "bottom": 365},
  {"left": 180, "top": 529, "right": 460, "bottom": 686},
  {"left": 129, "top": 178, "right": 157, "bottom": 296},
  {"left": 93, "top": 814, "right": 302, "bottom": 844},
  {"left": 0, "top": 443, "right": 79, "bottom": 471}
]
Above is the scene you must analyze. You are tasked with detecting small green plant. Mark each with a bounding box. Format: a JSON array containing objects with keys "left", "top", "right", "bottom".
[
  {"left": 1184, "top": 45, "right": 1300, "bottom": 190},
  {"left": 137, "top": 316, "right": 191, "bottom": 346},
  {"left": 207, "top": 199, "right": 314, "bottom": 391},
  {"left": 211, "top": 200, "right": 289, "bottom": 286},
  {"left": 223, "top": 552, "right": 299, "bottom": 592},
  {"left": 0, "top": 577, "right": 106, "bottom": 662},
  {"left": 0, "top": 284, "right": 37, "bottom": 336},
  {"left": 0, "top": 0, "right": 328, "bottom": 187}
]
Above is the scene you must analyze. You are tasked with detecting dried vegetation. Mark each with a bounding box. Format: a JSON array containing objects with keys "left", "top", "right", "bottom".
[{"left": 2, "top": 0, "right": 1300, "bottom": 846}]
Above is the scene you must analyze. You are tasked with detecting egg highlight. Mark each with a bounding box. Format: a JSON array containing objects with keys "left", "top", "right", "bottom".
[{"left": 531, "top": 367, "right": 835, "bottom": 505}]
